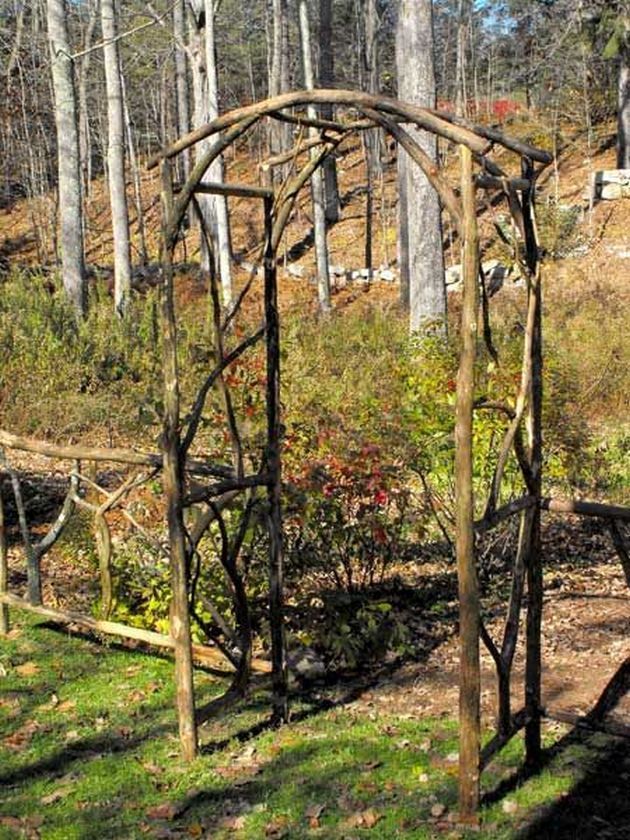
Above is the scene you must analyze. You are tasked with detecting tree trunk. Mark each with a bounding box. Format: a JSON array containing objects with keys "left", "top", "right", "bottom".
[
  {"left": 189, "top": 0, "right": 233, "bottom": 307},
  {"left": 360, "top": 0, "right": 383, "bottom": 276},
  {"left": 268, "top": 0, "right": 292, "bottom": 168},
  {"left": 396, "top": 0, "right": 446, "bottom": 333},
  {"left": 173, "top": 0, "right": 191, "bottom": 184},
  {"left": 319, "top": 0, "right": 340, "bottom": 223},
  {"left": 298, "top": 0, "right": 331, "bottom": 312},
  {"left": 78, "top": 0, "right": 97, "bottom": 198},
  {"left": 46, "top": 0, "right": 86, "bottom": 316},
  {"left": 455, "top": 0, "right": 470, "bottom": 116},
  {"left": 618, "top": 45, "right": 630, "bottom": 168},
  {"left": 101, "top": 0, "right": 132, "bottom": 318}
]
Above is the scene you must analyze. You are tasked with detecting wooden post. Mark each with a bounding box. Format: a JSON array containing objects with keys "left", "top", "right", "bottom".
[
  {"left": 160, "top": 160, "right": 198, "bottom": 761},
  {"left": 0, "top": 477, "right": 9, "bottom": 634},
  {"left": 522, "top": 159, "right": 543, "bottom": 767},
  {"left": 264, "top": 195, "right": 288, "bottom": 723},
  {"left": 455, "top": 144, "right": 481, "bottom": 821}
]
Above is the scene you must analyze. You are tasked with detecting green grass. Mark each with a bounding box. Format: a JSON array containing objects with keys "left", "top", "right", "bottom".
[{"left": 1, "top": 610, "right": 624, "bottom": 839}]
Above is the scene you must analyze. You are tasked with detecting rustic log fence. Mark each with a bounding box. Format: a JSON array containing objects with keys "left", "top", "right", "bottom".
[{"left": 1, "top": 88, "right": 629, "bottom": 822}]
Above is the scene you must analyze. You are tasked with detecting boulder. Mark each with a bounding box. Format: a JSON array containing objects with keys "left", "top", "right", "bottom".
[{"left": 592, "top": 170, "right": 630, "bottom": 201}]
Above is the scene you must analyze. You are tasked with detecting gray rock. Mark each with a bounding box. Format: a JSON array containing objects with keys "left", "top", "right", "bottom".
[
  {"left": 287, "top": 646, "right": 326, "bottom": 682},
  {"left": 593, "top": 169, "right": 630, "bottom": 200},
  {"left": 329, "top": 264, "right": 346, "bottom": 277},
  {"left": 287, "top": 263, "right": 305, "bottom": 279}
]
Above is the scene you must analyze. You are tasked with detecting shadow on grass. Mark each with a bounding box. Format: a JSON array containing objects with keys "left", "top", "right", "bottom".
[
  {"left": 0, "top": 723, "right": 171, "bottom": 788},
  {"left": 483, "top": 727, "right": 630, "bottom": 839}
]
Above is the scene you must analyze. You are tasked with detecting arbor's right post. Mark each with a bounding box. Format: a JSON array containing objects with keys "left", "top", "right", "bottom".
[
  {"left": 522, "top": 159, "right": 543, "bottom": 767},
  {"left": 455, "top": 144, "right": 481, "bottom": 821}
]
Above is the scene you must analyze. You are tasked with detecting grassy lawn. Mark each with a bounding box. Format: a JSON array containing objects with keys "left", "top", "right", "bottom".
[{"left": 2, "top": 611, "right": 627, "bottom": 839}]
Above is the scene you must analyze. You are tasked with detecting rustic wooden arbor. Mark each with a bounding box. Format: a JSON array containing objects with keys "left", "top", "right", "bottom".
[{"left": 146, "top": 89, "right": 554, "bottom": 821}]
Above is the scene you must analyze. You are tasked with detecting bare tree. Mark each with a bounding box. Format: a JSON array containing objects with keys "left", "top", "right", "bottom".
[
  {"left": 46, "top": 0, "right": 86, "bottom": 316},
  {"left": 396, "top": 0, "right": 446, "bottom": 333},
  {"left": 101, "top": 0, "right": 132, "bottom": 318}
]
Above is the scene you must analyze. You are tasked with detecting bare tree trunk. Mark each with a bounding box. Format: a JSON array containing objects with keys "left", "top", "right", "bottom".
[
  {"left": 618, "top": 44, "right": 630, "bottom": 168},
  {"left": 268, "top": 0, "right": 292, "bottom": 166},
  {"left": 46, "top": 0, "right": 86, "bottom": 316},
  {"left": 298, "top": 0, "right": 331, "bottom": 312},
  {"left": 455, "top": 0, "right": 470, "bottom": 116},
  {"left": 78, "top": 0, "right": 97, "bottom": 198},
  {"left": 189, "top": 0, "right": 233, "bottom": 307},
  {"left": 173, "top": 0, "right": 191, "bottom": 183},
  {"left": 360, "top": 0, "right": 383, "bottom": 277},
  {"left": 319, "top": 0, "right": 340, "bottom": 223},
  {"left": 101, "top": 0, "right": 132, "bottom": 318},
  {"left": 121, "top": 72, "right": 148, "bottom": 266},
  {"left": 396, "top": 0, "right": 445, "bottom": 333}
]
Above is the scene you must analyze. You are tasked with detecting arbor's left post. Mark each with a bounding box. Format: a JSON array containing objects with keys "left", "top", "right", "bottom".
[
  {"left": 264, "top": 195, "right": 289, "bottom": 723},
  {"left": 161, "top": 161, "right": 198, "bottom": 761}
]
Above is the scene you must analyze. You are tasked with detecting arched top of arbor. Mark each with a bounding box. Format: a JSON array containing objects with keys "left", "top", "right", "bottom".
[
  {"left": 148, "top": 88, "right": 552, "bottom": 170},
  {"left": 148, "top": 89, "right": 552, "bottom": 253}
]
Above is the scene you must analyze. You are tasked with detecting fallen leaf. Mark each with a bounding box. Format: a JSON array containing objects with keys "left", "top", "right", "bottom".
[
  {"left": 362, "top": 760, "right": 382, "bottom": 771},
  {"left": 146, "top": 802, "right": 178, "bottom": 821},
  {"left": 142, "top": 761, "right": 163, "bottom": 776},
  {"left": 3, "top": 720, "right": 42, "bottom": 751},
  {"left": 305, "top": 802, "right": 325, "bottom": 829},
  {"left": 187, "top": 821, "right": 204, "bottom": 837},
  {"left": 220, "top": 815, "right": 246, "bottom": 831},
  {"left": 41, "top": 786, "right": 72, "bottom": 805},
  {"left": 362, "top": 809, "right": 381, "bottom": 829},
  {"left": 265, "top": 816, "right": 289, "bottom": 837},
  {"left": 502, "top": 799, "right": 518, "bottom": 814},
  {"left": 431, "top": 803, "right": 446, "bottom": 818},
  {"left": 0, "top": 817, "right": 23, "bottom": 830},
  {"left": 127, "top": 689, "right": 146, "bottom": 703},
  {"left": 346, "top": 808, "right": 381, "bottom": 829},
  {"left": 15, "top": 661, "right": 39, "bottom": 677},
  {"left": 57, "top": 699, "right": 77, "bottom": 713}
]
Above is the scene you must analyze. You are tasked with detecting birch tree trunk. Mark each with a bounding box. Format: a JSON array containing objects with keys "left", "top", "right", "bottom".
[
  {"left": 618, "top": 42, "right": 630, "bottom": 168},
  {"left": 173, "top": 0, "right": 191, "bottom": 184},
  {"left": 101, "top": 0, "right": 132, "bottom": 318},
  {"left": 189, "top": 0, "right": 233, "bottom": 307},
  {"left": 78, "top": 0, "right": 97, "bottom": 198},
  {"left": 298, "top": 0, "right": 331, "bottom": 312},
  {"left": 396, "top": 0, "right": 446, "bottom": 333},
  {"left": 46, "top": 0, "right": 86, "bottom": 316}
]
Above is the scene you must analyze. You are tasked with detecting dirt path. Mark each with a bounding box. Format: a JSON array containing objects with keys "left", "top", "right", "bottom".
[{"left": 348, "top": 516, "right": 630, "bottom": 732}]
